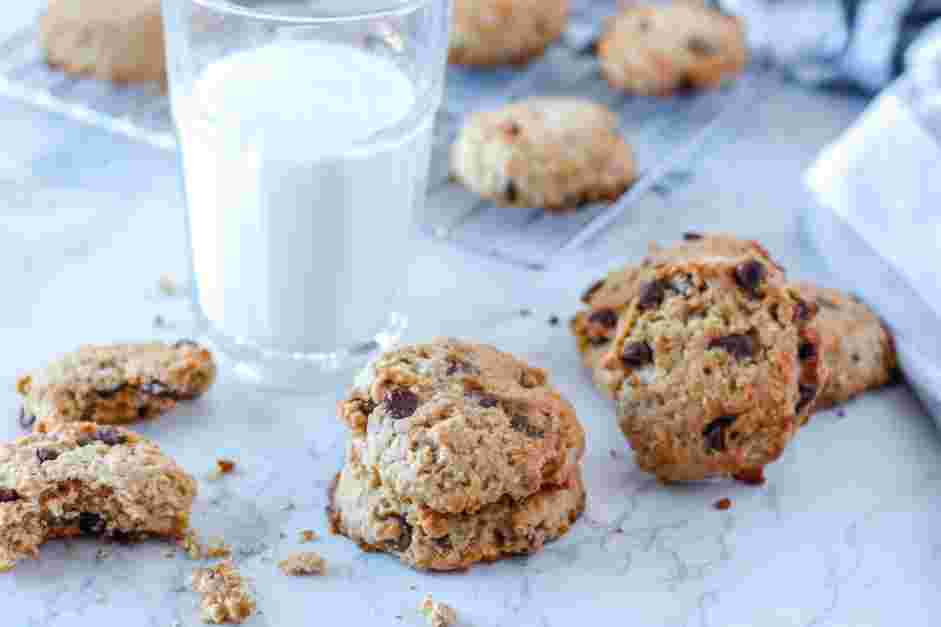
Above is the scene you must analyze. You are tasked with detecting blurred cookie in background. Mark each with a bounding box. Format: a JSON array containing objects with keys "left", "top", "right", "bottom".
[
  {"left": 40, "top": 0, "right": 166, "bottom": 84},
  {"left": 598, "top": 1, "right": 747, "bottom": 96},
  {"left": 449, "top": 0, "right": 568, "bottom": 67}
]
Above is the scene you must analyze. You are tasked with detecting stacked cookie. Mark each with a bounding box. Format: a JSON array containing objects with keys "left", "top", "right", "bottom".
[
  {"left": 573, "top": 234, "right": 897, "bottom": 482},
  {"left": 329, "top": 338, "right": 586, "bottom": 570}
]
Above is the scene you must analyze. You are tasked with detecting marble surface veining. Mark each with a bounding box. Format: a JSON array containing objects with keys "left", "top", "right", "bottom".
[{"left": 0, "top": 61, "right": 940, "bottom": 627}]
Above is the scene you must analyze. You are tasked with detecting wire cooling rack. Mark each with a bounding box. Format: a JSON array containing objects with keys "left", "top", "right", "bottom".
[{"left": 0, "top": 7, "right": 751, "bottom": 269}]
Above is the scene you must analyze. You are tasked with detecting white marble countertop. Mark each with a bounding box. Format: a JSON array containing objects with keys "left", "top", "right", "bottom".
[{"left": 1, "top": 49, "right": 940, "bottom": 627}]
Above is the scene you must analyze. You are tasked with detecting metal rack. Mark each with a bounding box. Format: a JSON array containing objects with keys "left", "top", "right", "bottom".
[{"left": 0, "top": 17, "right": 749, "bottom": 269}]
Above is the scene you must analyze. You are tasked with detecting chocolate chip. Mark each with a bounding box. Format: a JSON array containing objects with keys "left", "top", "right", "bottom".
[
  {"left": 703, "top": 416, "right": 736, "bottom": 452},
  {"left": 505, "top": 122, "right": 521, "bottom": 137},
  {"left": 638, "top": 280, "right": 666, "bottom": 310},
  {"left": 173, "top": 339, "right": 200, "bottom": 349},
  {"left": 851, "top": 353, "right": 860, "bottom": 363},
  {"left": 18, "top": 408, "right": 35, "bottom": 429},
  {"left": 446, "top": 360, "right": 466, "bottom": 376},
  {"left": 708, "top": 334, "right": 756, "bottom": 360},
  {"left": 0, "top": 488, "right": 20, "bottom": 503},
  {"left": 478, "top": 395, "right": 499, "bottom": 408},
  {"left": 140, "top": 380, "right": 173, "bottom": 398},
  {"left": 588, "top": 308, "right": 618, "bottom": 329},
  {"left": 638, "top": 18, "right": 651, "bottom": 32},
  {"left": 95, "top": 428, "right": 127, "bottom": 446},
  {"left": 621, "top": 342, "right": 653, "bottom": 369},
  {"left": 96, "top": 382, "right": 127, "bottom": 399},
  {"left": 794, "top": 300, "right": 813, "bottom": 321},
  {"left": 733, "top": 261, "right": 765, "bottom": 298},
  {"left": 433, "top": 535, "right": 453, "bottom": 550},
  {"left": 384, "top": 389, "right": 419, "bottom": 420},
  {"left": 796, "top": 384, "right": 817, "bottom": 413},
  {"left": 683, "top": 232, "right": 703, "bottom": 241},
  {"left": 798, "top": 342, "right": 817, "bottom": 360},
  {"left": 687, "top": 36, "right": 717, "bottom": 56},
  {"left": 36, "top": 448, "right": 59, "bottom": 464},
  {"left": 110, "top": 529, "right": 134, "bottom": 544},
  {"left": 510, "top": 414, "right": 545, "bottom": 438},
  {"left": 392, "top": 515, "right": 412, "bottom": 552},
  {"left": 359, "top": 399, "right": 377, "bottom": 415},
  {"left": 588, "top": 337, "right": 610, "bottom": 346},
  {"left": 79, "top": 512, "right": 105, "bottom": 535},
  {"left": 505, "top": 180, "right": 518, "bottom": 203},
  {"left": 581, "top": 279, "right": 606, "bottom": 304}
]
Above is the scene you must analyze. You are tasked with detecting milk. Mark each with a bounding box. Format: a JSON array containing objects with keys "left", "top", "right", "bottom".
[{"left": 173, "top": 40, "right": 433, "bottom": 353}]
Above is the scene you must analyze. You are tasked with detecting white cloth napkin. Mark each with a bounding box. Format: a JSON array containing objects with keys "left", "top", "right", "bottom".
[{"left": 804, "top": 57, "right": 941, "bottom": 420}]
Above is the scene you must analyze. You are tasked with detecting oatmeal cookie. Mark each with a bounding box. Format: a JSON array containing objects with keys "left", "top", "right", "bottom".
[
  {"left": 575, "top": 235, "right": 824, "bottom": 481},
  {"left": 598, "top": 1, "right": 747, "bottom": 96},
  {"left": 794, "top": 283, "right": 897, "bottom": 408},
  {"left": 450, "top": 98, "right": 637, "bottom": 211},
  {"left": 449, "top": 0, "right": 568, "bottom": 67},
  {"left": 17, "top": 341, "right": 216, "bottom": 430},
  {"left": 0, "top": 422, "right": 197, "bottom": 571},
  {"left": 329, "top": 462, "right": 585, "bottom": 571},
  {"left": 331, "top": 338, "right": 586, "bottom": 570},
  {"left": 39, "top": 0, "right": 167, "bottom": 83}
]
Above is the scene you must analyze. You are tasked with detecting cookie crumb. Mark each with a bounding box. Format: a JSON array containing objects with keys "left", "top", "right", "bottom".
[
  {"left": 95, "top": 548, "right": 111, "bottom": 561},
  {"left": 420, "top": 594, "right": 457, "bottom": 627},
  {"left": 609, "top": 449, "right": 618, "bottom": 459},
  {"left": 179, "top": 530, "right": 203, "bottom": 560},
  {"left": 209, "top": 458, "right": 236, "bottom": 480},
  {"left": 519, "top": 308, "right": 532, "bottom": 317},
  {"left": 714, "top": 498, "right": 732, "bottom": 511},
  {"left": 206, "top": 536, "right": 232, "bottom": 559},
  {"left": 278, "top": 551, "right": 326, "bottom": 576},
  {"left": 158, "top": 274, "right": 179, "bottom": 296},
  {"left": 281, "top": 501, "right": 296, "bottom": 511},
  {"left": 548, "top": 315, "right": 560, "bottom": 326},
  {"left": 191, "top": 560, "right": 256, "bottom": 624},
  {"left": 164, "top": 548, "right": 177, "bottom": 559},
  {"left": 298, "top": 530, "right": 319, "bottom": 543},
  {"left": 154, "top": 314, "right": 166, "bottom": 329}
]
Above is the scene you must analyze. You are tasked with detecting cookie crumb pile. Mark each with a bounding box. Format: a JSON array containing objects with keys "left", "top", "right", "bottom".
[
  {"left": 191, "top": 560, "right": 256, "bottom": 624},
  {"left": 421, "top": 594, "right": 458, "bottom": 627},
  {"left": 329, "top": 338, "right": 586, "bottom": 570},
  {"left": 278, "top": 551, "right": 326, "bottom": 577}
]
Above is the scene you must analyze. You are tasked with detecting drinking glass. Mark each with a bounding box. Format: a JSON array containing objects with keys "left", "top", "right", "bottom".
[{"left": 161, "top": 0, "right": 450, "bottom": 390}]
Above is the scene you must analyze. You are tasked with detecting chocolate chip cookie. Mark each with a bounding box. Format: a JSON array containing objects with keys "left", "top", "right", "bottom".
[
  {"left": 0, "top": 422, "right": 197, "bottom": 571},
  {"left": 794, "top": 283, "right": 897, "bottom": 408},
  {"left": 451, "top": 98, "right": 637, "bottom": 211},
  {"left": 17, "top": 341, "right": 216, "bottom": 431},
  {"left": 574, "top": 235, "right": 824, "bottom": 482},
  {"left": 449, "top": 0, "right": 568, "bottom": 67},
  {"left": 329, "top": 338, "right": 586, "bottom": 570},
  {"left": 39, "top": 0, "right": 167, "bottom": 84},
  {"left": 598, "top": 2, "right": 747, "bottom": 96}
]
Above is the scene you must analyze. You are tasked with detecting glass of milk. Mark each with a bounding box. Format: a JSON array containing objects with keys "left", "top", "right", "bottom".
[{"left": 161, "top": 0, "right": 449, "bottom": 390}]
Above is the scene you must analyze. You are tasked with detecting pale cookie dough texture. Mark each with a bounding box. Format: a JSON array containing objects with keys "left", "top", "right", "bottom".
[
  {"left": 191, "top": 560, "right": 256, "bottom": 624},
  {"left": 794, "top": 283, "right": 897, "bottom": 408},
  {"left": 17, "top": 341, "right": 216, "bottom": 431},
  {"left": 451, "top": 98, "right": 637, "bottom": 211},
  {"left": 572, "top": 234, "right": 826, "bottom": 482},
  {"left": 329, "top": 338, "right": 586, "bottom": 570},
  {"left": 449, "top": 0, "right": 568, "bottom": 67},
  {"left": 0, "top": 422, "right": 197, "bottom": 571},
  {"left": 598, "top": 1, "right": 747, "bottom": 96},
  {"left": 39, "top": 0, "right": 167, "bottom": 83}
]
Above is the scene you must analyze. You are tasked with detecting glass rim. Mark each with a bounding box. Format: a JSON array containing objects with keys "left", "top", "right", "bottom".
[{"left": 186, "top": 0, "right": 434, "bottom": 23}]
